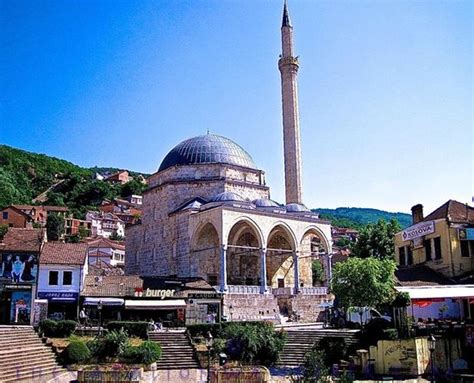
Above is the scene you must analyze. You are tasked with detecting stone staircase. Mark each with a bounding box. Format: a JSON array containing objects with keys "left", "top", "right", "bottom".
[
  {"left": 148, "top": 330, "right": 200, "bottom": 370},
  {"left": 276, "top": 329, "right": 360, "bottom": 367},
  {"left": 0, "top": 326, "right": 67, "bottom": 383}
]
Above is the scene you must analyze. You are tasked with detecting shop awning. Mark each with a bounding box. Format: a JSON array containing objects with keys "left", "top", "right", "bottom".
[
  {"left": 83, "top": 297, "right": 124, "bottom": 306},
  {"left": 125, "top": 299, "right": 186, "bottom": 310},
  {"left": 396, "top": 285, "right": 474, "bottom": 299}
]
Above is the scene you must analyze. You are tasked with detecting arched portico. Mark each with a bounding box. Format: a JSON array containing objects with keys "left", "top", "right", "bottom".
[
  {"left": 225, "top": 219, "right": 263, "bottom": 287},
  {"left": 190, "top": 222, "right": 221, "bottom": 285},
  {"left": 300, "top": 227, "right": 332, "bottom": 286},
  {"left": 266, "top": 224, "right": 298, "bottom": 291}
]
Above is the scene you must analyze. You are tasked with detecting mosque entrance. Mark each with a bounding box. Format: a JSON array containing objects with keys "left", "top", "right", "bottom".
[{"left": 226, "top": 222, "right": 261, "bottom": 286}]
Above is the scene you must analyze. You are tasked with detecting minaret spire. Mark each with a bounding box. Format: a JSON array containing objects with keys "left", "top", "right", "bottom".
[
  {"left": 282, "top": 0, "right": 291, "bottom": 27},
  {"left": 279, "top": 1, "right": 303, "bottom": 205}
]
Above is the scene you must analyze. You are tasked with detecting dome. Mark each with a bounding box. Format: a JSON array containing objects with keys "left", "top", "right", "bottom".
[
  {"left": 286, "top": 203, "right": 310, "bottom": 213},
  {"left": 158, "top": 134, "right": 257, "bottom": 172},
  {"left": 212, "top": 192, "right": 246, "bottom": 202},
  {"left": 252, "top": 198, "right": 281, "bottom": 208}
]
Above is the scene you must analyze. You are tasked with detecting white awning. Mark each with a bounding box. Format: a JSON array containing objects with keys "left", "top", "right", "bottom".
[
  {"left": 396, "top": 285, "right": 474, "bottom": 299},
  {"left": 125, "top": 299, "right": 186, "bottom": 310},
  {"left": 84, "top": 297, "right": 124, "bottom": 306}
]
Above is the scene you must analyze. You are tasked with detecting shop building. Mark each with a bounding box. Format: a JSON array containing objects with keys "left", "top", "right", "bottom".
[
  {"left": 0, "top": 228, "right": 44, "bottom": 324},
  {"left": 37, "top": 242, "right": 88, "bottom": 320},
  {"left": 81, "top": 275, "right": 220, "bottom": 326}
]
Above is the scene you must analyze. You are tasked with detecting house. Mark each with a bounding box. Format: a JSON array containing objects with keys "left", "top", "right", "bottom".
[
  {"left": 85, "top": 211, "right": 125, "bottom": 239},
  {"left": 99, "top": 199, "right": 142, "bottom": 225},
  {"left": 64, "top": 217, "right": 92, "bottom": 237},
  {"left": 128, "top": 195, "right": 143, "bottom": 206},
  {"left": 394, "top": 200, "right": 474, "bottom": 278},
  {"left": 37, "top": 242, "right": 88, "bottom": 320},
  {"left": 0, "top": 228, "right": 45, "bottom": 324},
  {"left": 393, "top": 200, "right": 474, "bottom": 321},
  {"left": 87, "top": 237, "right": 125, "bottom": 267},
  {"left": 104, "top": 170, "right": 131, "bottom": 185},
  {"left": 0, "top": 205, "right": 68, "bottom": 228},
  {"left": 0, "top": 206, "right": 34, "bottom": 228}
]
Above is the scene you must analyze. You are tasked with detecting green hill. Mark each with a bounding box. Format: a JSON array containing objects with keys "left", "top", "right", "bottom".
[
  {"left": 313, "top": 207, "right": 412, "bottom": 229},
  {"left": 0, "top": 144, "right": 148, "bottom": 217}
]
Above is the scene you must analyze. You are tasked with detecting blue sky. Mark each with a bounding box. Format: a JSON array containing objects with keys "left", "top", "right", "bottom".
[{"left": 1, "top": 0, "right": 472, "bottom": 214}]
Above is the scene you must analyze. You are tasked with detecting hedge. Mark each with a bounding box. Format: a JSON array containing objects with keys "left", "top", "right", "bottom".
[
  {"left": 40, "top": 319, "right": 77, "bottom": 338},
  {"left": 61, "top": 340, "right": 91, "bottom": 364},
  {"left": 107, "top": 321, "right": 149, "bottom": 339},
  {"left": 121, "top": 341, "right": 162, "bottom": 364}
]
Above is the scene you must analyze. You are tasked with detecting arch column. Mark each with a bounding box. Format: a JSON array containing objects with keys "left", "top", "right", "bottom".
[
  {"left": 220, "top": 244, "right": 228, "bottom": 293},
  {"left": 327, "top": 253, "right": 333, "bottom": 286},
  {"left": 293, "top": 251, "right": 300, "bottom": 294},
  {"left": 260, "top": 248, "right": 268, "bottom": 294}
]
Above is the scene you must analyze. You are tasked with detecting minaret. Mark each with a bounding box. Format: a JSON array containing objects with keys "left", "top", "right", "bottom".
[{"left": 279, "top": 0, "right": 303, "bottom": 205}]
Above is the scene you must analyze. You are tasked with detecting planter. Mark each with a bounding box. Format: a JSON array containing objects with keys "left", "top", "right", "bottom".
[{"left": 77, "top": 366, "right": 143, "bottom": 383}]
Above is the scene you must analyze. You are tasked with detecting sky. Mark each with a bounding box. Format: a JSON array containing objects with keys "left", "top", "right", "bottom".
[{"left": 1, "top": 0, "right": 472, "bottom": 214}]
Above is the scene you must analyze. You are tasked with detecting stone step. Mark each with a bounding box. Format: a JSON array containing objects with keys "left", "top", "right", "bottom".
[
  {"left": 0, "top": 338, "right": 43, "bottom": 348},
  {"left": 2, "top": 367, "right": 68, "bottom": 383},
  {"left": 1, "top": 360, "right": 63, "bottom": 381},
  {"left": 0, "top": 350, "right": 57, "bottom": 367}
]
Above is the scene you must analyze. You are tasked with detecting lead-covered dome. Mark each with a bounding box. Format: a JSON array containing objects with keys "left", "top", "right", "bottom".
[{"left": 158, "top": 134, "right": 257, "bottom": 172}]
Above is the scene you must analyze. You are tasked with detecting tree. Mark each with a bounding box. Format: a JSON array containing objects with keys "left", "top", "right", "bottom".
[
  {"left": 331, "top": 257, "right": 396, "bottom": 316},
  {"left": 120, "top": 179, "right": 147, "bottom": 198},
  {"left": 46, "top": 213, "right": 65, "bottom": 241},
  {"left": 0, "top": 224, "right": 9, "bottom": 240},
  {"left": 311, "top": 261, "right": 325, "bottom": 286},
  {"left": 350, "top": 219, "right": 400, "bottom": 260}
]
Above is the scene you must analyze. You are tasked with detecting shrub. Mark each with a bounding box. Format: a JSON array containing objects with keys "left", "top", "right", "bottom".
[
  {"left": 107, "top": 321, "right": 149, "bottom": 339},
  {"left": 120, "top": 341, "right": 161, "bottom": 364},
  {"left": 61, "top": 340, "right": 91, "bottom": 364},
  {"left": 88, "top": 329, "right": 130, "bottom": 360},
  {"left": 383, "top": 328, "right": 399, "bottom": 340},
  {"left": 187, "top": 323, "right": 223, "bottom": 338},
  {"left": 300, "top": 347, "right": 330, "bottom": 383},
  {"left": 40, "top": 319, "right": 77, "bottom": 337},
  {"left": 222, "top": 322, "right": 286, "bottom": 366},
  {"left": 318, "top": 337, "right": 347, "bottom": 366}
]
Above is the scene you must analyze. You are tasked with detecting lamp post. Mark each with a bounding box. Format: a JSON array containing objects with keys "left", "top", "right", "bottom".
[
  {"left": 428, "top": 334, "right": 436, "bottom": 383},
  {"left": 205, "top": 331, "right": 214, "bottom": 383},
  {"left": 97, "top": 300, "right": 103, "bottom": 337}
]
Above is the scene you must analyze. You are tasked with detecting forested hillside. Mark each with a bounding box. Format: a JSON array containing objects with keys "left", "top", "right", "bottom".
[
  {"left": 0, "top": 145, "right": 147, "bottom": 217},
  {"left": 313, "top": 207, "right": 412, "bottom": 229}
]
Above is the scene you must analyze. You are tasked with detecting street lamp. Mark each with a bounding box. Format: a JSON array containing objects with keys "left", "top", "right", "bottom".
[
  {"left": 97, "top": 300, "right": 103, "bottom": 337},
  {"left": 428, "top": 334, "right": 436, "bottom": 383},
  {"left": 205, "top": 331, "right": 214, "bottom": 383}
]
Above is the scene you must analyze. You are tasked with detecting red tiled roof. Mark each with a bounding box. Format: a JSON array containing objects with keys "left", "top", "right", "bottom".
[
  {"left": 40, "top": 242, "right": 88, "bottom": 265},
  {"left": 82, "top": 274, "right": 142, "bottom": 297},
  {"left": 43, "top": 206, "right": 69, "bottom": 212},
  {"left": 424, "top": 200, "right": 474, "bottom": 224},
  {"left": 0, "top": 228, "right": 44, "bottom": 252},
  {"left": 87, "top": 237, "right": 125, "bottom": 251},
  {"left": 3, "top": 206, "right": 33, "bottom": 220}
]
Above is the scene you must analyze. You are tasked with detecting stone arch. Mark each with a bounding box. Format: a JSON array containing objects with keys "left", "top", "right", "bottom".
[
  {"left": 300, "top": 226, "right": 331, "bottom": 286},
  {"left": 266, "top": 224, "right": 297, "bottom": 288},
  {"left": 226, "top": 218, "right": 263, "bottom": 286},
  {"left": 190, "top": 222, "right": 220, "bottom": 285}
]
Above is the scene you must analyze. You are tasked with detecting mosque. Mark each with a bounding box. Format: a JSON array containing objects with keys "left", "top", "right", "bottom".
[{"left": 125, "top": 3, "right": 333, "bottom": 322}]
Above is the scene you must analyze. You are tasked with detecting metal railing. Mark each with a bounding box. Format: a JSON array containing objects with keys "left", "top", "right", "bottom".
[{"left": 227, "top": 285, "right": 261, "bottom": 294}]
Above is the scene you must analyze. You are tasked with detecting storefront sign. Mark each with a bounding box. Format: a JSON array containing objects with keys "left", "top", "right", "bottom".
[
  {"left": 4, "top": 284, "right": 31, "bottom": 290},
  {"left": 402, "top": 221, "right": 435, "bottom": 241},
  {"left": 133, "top": 287, "right": 176, "bottom": 299},
  {"left": 38, "top": 291, "right": 79, "bottom": 301},
  {"left": 188, "top": 292, "right": 221, "bottom": 299}
]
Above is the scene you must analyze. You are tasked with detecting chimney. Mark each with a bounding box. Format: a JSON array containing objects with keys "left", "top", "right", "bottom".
[{"left": 411, "top": 204, "right": 424, "bottom": 224}]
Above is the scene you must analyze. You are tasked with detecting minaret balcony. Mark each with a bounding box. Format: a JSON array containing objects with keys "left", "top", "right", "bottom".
[{"left": 278, "top": 56, "right": 299, "bottom": 70}]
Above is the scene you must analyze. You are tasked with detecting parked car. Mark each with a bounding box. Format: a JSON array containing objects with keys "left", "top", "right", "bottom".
[{"left": 346, "top": 307, "right": 391, "bottom": 325}]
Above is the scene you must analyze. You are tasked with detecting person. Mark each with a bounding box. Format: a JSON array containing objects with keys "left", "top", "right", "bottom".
[
  {"left": 79, "top": 308, "right": 88, "bottom": 326},
  {"left": 148, "top": 319, "right": 158, "bottom": 331}
]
